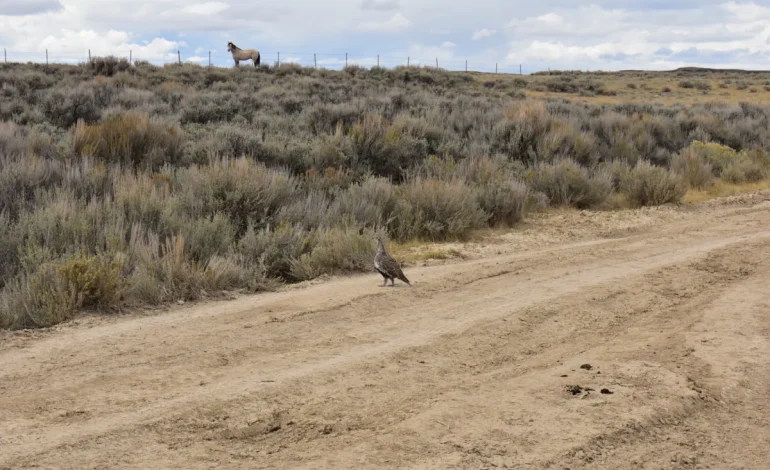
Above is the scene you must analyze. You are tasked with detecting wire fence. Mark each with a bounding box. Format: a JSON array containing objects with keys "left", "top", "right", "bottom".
[{"left": 1, "top": 48, "right": 530, "bottom": 75}]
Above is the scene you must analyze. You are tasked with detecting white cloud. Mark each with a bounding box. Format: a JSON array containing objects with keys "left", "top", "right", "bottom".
[
  {"left": 499, "top": 2, "right": 770, "bottom": 71},
  {"left": 356, "top": 12, "right": 411, "bottom": 33},
  {"left": 407, "top": 41, "right": 456, "bottom": 66},
  {"left": 359, "top": 0, "right": 399, "bottom": 11},
  {"left": 472, "top": 28, "right": 496, "bottom": 40},
  {"left": 506, "top": 6, "right": 627, "bottom": 38},
  {"left": 182, "top": 2, "right": 230, "bottom": 16},
  {"left": 11, "top": 27, "right": 181, "bottom": 63}
]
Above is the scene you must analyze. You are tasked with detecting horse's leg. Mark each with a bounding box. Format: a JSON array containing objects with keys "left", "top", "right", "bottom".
[{"left": 234, "top": 59, "right": 239, "bottom": 67}]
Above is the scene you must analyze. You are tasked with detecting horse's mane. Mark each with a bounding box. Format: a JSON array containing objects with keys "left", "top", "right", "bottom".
[{"left": 229, "top": 42, "right": 241, "bottom": 51}]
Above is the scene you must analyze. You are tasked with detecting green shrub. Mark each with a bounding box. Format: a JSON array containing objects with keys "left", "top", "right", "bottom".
[
  {"left": 395, "top": 177, "right": 488, "bottom": 240},
  {"left": 172, "top": 157, "right": 297, "bottom": 233},
  {"left": 289, "top": 226, "right": 379, "bottom": 281},
  {"left": 679, "top": 80, "right": 711, "bottom": 91},
  {"left": 671, "top": 148, "right": 714, "bottom": 189},
  {"left": 604, "top": 159, "right": 632, "bottom": 190},
  {"left": 127, "top": 233, "right": 252, "bottom": 304},
  {"left": 179, "top": 213, "right": 236, "bottom": 261},
  {"left": 72, "top": 112, "right": 184, "bottom": 169},
  {"left": 686, "top": 141, "right": 769, "bottom": 183},
  {"left": 41, "top": 85, "right": 101, "bottom": 128},
  {"left": 55, "top": 250, "right": 126, "bottom": 309},
  {"left": 620, "top": 160, "right": 686, "bottom": 207},
  {"left": 334, "top": 176, "right": 398, "bottom": 229},
  {"left": 525, "top": 159, "right": 612, "bottom": 209},
  {"left": 0, "top": 154, "right": 63, "bottom": 218},
  {"left": 86, "top": 56, "right": 131, "bottom": 77},
  {"left": 237, "top": 222, "right": 313, "bottom": 280},
  {"left": 348, "top": 113, "right": 428, "bottom": 180},
  {"left": 476, "top": 179, "right": 530, "bottom": 226},
  {"left": 278, "top": 190, "right": 338, "bottom": 230},
  {"left": 180, "top": 92, "right": 239, "bottom": 124},
  {"left": 0, "top": 212, "right": 21, "bottom": 287},
  {"left": 0, "top": 121, "right": 31, "bottom": 156},
  {"left": 0, "top": 264, "right": 77, "bottom": 330}
]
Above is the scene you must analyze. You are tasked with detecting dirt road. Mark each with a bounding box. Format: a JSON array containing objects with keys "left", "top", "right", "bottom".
[{"left": 2, "top": 192, "right": 770, "bottom": 469}]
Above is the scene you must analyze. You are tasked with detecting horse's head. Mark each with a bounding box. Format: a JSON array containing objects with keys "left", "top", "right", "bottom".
[{"left": 227, "top": 42, "right": 236, "bottom": 52}]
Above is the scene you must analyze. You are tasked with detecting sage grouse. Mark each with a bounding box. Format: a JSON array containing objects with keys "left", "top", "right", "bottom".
[{"left": 374, "top": 237, "right": 411, "bottom": 287}]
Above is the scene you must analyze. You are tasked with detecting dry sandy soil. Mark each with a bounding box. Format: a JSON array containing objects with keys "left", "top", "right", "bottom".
[{"left": 2, "top": 191, "right": 770, "bottom": 469}]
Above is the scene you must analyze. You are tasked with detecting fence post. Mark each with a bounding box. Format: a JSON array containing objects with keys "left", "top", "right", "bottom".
[
  {"left": 495, "top": 63, "right": 498, "bottom": 74},
  {"left": 520, "top": 64, "right": 522, "bottom": 75},
  {"left": 314, "top": 53, "right": 317, "bottom": 69},
  {"left": 436, "top": 57, "right": 438, "bottom": 69},
  {"left": 277, "top": 52, "right": 280, "bottom": 67},
  {"left": 208, "top": 50, "right": 211, "bottom": 67},
  {"left": 407, "top": 56, "right": 410, "bottom": 67},
  {"left": 88, "top": 49, "right": 91, "bottom": 63},
  {"left": 465, "top": 60, "right": 467, "bottom": 72},
  {"left": 46, "top": 49, "right": 48, "bottom": 66},
  {"left": 129, "top": 50, "right": 132, "bottom": 65},
  {"left": 177, "top": 50, "right": 181, "bottom": 65}
]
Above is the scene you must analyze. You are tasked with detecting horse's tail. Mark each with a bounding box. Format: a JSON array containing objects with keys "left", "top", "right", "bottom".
[{"left": 255, "top": 53, "right": 260, "bottom": 66}]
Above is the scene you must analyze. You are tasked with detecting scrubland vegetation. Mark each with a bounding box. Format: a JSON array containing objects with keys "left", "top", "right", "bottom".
[{"left": 1, "top": 56, "right": 770, "bottom": 329}]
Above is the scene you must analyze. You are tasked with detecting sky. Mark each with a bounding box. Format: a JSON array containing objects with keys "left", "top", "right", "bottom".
[{"left": 1, "top": 0, "right": 770, "bottom": 73}]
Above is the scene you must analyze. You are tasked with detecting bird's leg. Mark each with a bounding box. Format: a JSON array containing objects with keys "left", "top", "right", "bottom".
[
  {"left": 390, "top": 278, "right": 395, "bottom": 287},
  {"left": 381, "top": 276, "right": 388, "bottom": 287}
]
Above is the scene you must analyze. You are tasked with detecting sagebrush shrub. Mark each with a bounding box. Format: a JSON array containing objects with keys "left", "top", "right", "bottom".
[
  {"left": 172, "top": 157, "right": 297, "bottom": 234},
  {"left": 86, "top": 56, "right": 131, "bottom": 77},
  {"left": 56, "top": 250, "right": 127, "bottom": 309},
  {"left": 620, "top": 160, "right": 686, "bottom": 207},
  {"left": 334, "top": 176, "right": 398, "bottom": 229},
  {"left": 477, "top": 179, "right": 530, "bottom": 226},
  {"left": 348, "top": 113, "right": 427, "bottom": 180},
  {"left": 237, "top": 222, "right": 313, "bottom": 280},
  {"left": 278, "top": 190, "right": 338, "bottom": 230},
  {"left": 72, "top": 112, "right": 184, "bottom": 169},
  {"left": 395, "top": 177, "right": 489, "bottom": 240},
  {"left": 179, "top": 213, "right": 237, "bottom": 262},
  {"left": 526, "top": 159, "right": 612, "bottom": 209},
  {"left": 671, "top": 148, "right": 714, "bottom": 189},
  {"left": 289, "top": 226, "right": 380, "bottom": 281},
  {"left": 0, "top": 263, "right": 78, "bottom": 330},
  {"left": 685, "top": 140, "right": 769, "bottom": 183},
  {"left": 41, "top": 85, "right": 101, "bottom": 128},
  {"left": 0, "top": 121, "right": 30, "bottom": 156},
  {"left": 0, "top": 154, "right": 63, "bottom": 218}
]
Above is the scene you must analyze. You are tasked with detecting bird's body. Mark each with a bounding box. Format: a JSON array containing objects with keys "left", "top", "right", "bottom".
[{"left": 374, "top": 237, "right": 411, "bottom": 287}]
